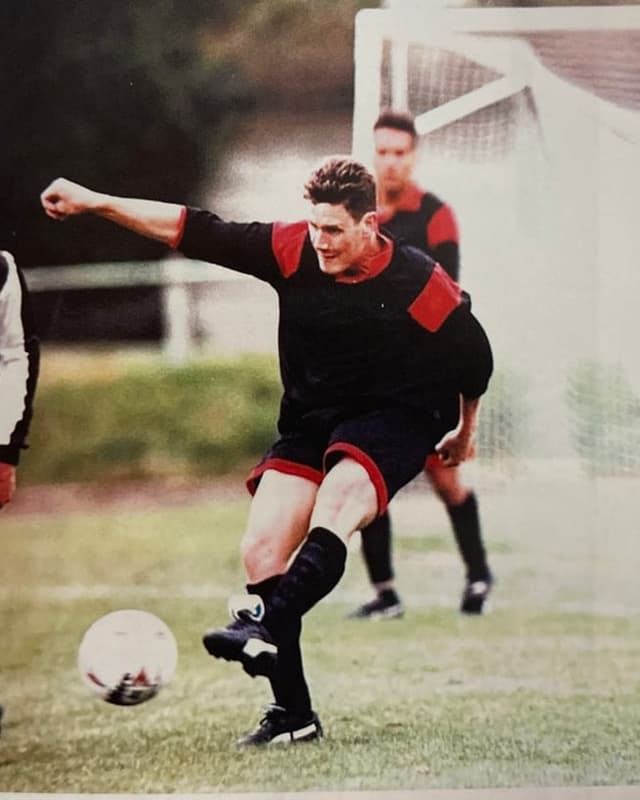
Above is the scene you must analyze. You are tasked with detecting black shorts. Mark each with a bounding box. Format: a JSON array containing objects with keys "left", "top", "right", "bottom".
[{"left": 246, "top": 402, "right": 458, "bottom": 514}]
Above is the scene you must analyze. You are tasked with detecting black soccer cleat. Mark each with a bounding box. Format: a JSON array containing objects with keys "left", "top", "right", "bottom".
[
  {"left": 460, "top": 574, "right": 493, "bottom": 614},
  {"left": 237, "top": 704, "right": 323, "bottom": 747},
  {"left": 0, "top": 703, "right": 3, "bottom": 736},
  {"left": 347, "top": 589, "right": 404, "bottom": 620},
  {"left": 202, "top": 612, "right": 278, "bottom": 679}
]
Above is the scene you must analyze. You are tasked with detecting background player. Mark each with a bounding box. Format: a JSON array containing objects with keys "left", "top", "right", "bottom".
[
  {"left": 0, "top": 247, "right": 40, "bottom": 508},
  {"left": 349, "top": 110, "right": 493, "bottom": 620},
  {"left": 0, "top": 242, "right": 41, "bottom": 736},
  {"left": 41, "top": 159, "right": 492, "bottom": 746}
]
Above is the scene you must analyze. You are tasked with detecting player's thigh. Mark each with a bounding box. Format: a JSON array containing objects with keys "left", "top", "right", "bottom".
[
  {"left": 326, "top": 407, "right": 439, "bottom": 516},
  {"left": 241, "top": 469, "right": 318, "bottom": 579},
  {"left": 310, "top": 457, "right": 378, "bottom": 540}
]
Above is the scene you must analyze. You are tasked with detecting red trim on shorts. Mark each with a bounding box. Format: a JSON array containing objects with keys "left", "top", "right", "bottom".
[
  {"left": 427, "top": 203, "right": 459, "bottom": 248},
  {"left": 170, "top": 206, "right": 188, "bottom": 249},
  {"left": 246, "top": 457, "right": 323, "bottom": 496},
  {"left": 271, "top": 221, "right": 308, "bottom": 277},
  {"left": 324, "top": 442, "right": 390, "bottom": 515},
  {"left": 408, "top": 264, "right": 462, "bottom": 332}
]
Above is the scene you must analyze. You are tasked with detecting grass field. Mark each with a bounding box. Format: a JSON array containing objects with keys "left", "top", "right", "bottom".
[{"left": 1, "top": 468, "right": 639, "bottom": 796}]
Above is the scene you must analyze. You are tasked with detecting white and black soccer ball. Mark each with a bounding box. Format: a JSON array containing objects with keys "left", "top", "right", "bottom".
[{"left": 77, "top": 609, "right": 178, "bottom": 706}]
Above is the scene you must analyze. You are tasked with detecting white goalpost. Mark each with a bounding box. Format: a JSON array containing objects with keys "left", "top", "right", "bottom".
[{"left": 353, "top": 4, "right": 640, "bottom": 479}]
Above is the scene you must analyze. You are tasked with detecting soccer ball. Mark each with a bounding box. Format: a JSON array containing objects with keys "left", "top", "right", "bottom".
[{"left": 77, "top": 609, "right": 178, "bottom": 706}]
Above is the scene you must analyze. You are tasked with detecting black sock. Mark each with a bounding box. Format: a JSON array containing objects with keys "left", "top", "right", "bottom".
[
  {"left": 263, "top": 527, "right": 347, "bottom": 641},
  {"left": 246, "top": 575, "right": 282, "bottom": 604},
  {"left": 360, "top": 511, "right": 394, "bottom": 586},
  {"left": 246, "top": 576, "right": 312, "bottom": 717},
  {"left": 447, "top": 492, "right": 490, "bottom": 582}
]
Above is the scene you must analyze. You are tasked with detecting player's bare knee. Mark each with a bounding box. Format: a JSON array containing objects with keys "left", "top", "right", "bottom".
[
  {"left": 428, "top": 466, "right": 469, "bottom": 506},
  {"left": 434, "top": 482, "right": 469, "bottom": 506}
]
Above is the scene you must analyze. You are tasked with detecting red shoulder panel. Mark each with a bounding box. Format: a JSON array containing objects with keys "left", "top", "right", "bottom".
[
  {"left": 426, "top": 203, "right": 459, "bottom": 248},
  {"left": 271, "top": 221, "right": 308, "bottom": 277},
  {"left": 408, "top": 264, "right": 462, "bottom": 332}
]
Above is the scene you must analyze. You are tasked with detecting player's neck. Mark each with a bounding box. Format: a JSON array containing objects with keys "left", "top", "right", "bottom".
[
  {"left": 378, "top": 184, "right": 408, "bottom": 214},
  {"left": 366, "top": 230, "right": 384, "bottom": 256}
]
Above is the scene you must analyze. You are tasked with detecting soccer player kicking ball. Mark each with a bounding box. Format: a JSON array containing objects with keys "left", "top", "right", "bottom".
[
  {"left": 41, "top": 158, "right": 493, "bottom": 746},
  {"left": 349, "top": 110, "right": 494, "bottom": 621}
]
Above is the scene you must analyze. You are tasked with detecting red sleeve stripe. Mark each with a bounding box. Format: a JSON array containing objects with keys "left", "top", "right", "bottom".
[
  {"left": 408, "top": 264, "right": 462, "bottom": 332},
  {"left": 245, "top": 457, "right": 323, "bottom": 496},
  {"left": 169, "top": 205, "right": 188, "bottom": 250},
  {"left": 426, "top": 203, "right": 459, "bottom": 248},
  {"left": 324, "top": 442, "right": 390, "bottom": 514},
  {"left": 271, "top": 221, "right": 308, "bottom": 277}
]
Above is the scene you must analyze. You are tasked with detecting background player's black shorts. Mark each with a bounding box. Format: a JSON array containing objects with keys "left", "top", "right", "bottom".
[{"left": 246, "top": 402, "right": 459, "bottom": 514}]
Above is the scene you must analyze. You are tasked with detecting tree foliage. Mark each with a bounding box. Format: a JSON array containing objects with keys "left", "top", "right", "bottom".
[{"left": 1, "top": 0, "right": 254, "bottom": 267}]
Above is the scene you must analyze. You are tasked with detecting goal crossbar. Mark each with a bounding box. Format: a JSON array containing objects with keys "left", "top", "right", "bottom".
[{"left": 415, "top": 74, "right": 528, "bottom": 136}]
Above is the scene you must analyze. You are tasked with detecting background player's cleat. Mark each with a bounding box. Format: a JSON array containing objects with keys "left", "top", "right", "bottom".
[
  {"left": 460, "top": 574, "right": 493, "bottom": 614},
  {"left": 237, "top": 704, "right": 323, "bottom": 747},
  {"left": 202, "top": 612, "right": 277, "bottom": 678},
  {"left": 0, "top": 703, "right": 3, "bottom": 736},
  {"left": 347, "top": 589, "right": 404, "bottom": 620}
]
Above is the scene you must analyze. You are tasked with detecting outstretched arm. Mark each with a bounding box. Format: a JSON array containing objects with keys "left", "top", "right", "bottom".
[{"left": 40, "top": 177, "right": 185, "bottom": 248}]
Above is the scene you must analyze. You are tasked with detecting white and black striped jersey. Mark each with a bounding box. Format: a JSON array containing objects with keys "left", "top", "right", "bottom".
[{"left": 0, "top": 251, "right": 40, "bottom": 466}]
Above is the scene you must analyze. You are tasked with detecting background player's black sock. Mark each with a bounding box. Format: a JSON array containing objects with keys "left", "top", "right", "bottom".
[
  {"left": 246, "top": 576, "right": 312, "bottom": 718},
  {"left": 447, "top": 492, "right": 490, "bottom": 582},
  {"left": 263, "top": 527, "right": 347, "bottom": 641},
  {"left": 360, "top": 511, "right": 394, "bottom": 586}
]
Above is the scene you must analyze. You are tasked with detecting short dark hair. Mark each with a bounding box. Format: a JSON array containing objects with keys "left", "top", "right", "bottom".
[
  {"left": 304, "top": 156, "right": 376, "bottom": 221},
  {"left": 373, "top": 109, "right": 417, "bottom": 143}
]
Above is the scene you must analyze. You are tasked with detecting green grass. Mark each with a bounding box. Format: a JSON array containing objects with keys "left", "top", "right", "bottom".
[
  {"left": 23, "top": 349, "right": 282, "bottom": 485},
  {"left": 1, "top": 476, "right": 640, "bottom": 794}
]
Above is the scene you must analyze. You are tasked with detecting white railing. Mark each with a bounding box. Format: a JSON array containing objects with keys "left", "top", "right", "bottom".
[
  {"left": 23, "top": 257, "right": 246, "bottom": 291},
  {"left": 24, "top": 258, "right": 254, "bottom": 364}
]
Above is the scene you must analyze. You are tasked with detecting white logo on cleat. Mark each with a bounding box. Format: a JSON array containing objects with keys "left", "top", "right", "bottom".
[
  {"left": 268, "top": 723, "right": 317, "bottom": 744},
  {"left": 228, "top": 594, "right": 265, "bottom": 622},
  {"left": 242, "top": 637, "right": 277, "bottom": 658},
  {"left": 292, "top": 722, "right": 317, "bottom": 740}
]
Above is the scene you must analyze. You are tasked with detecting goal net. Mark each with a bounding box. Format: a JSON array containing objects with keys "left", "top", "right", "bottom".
[{"left": 353, "top": 5, "right": 640, "bottom": 480}]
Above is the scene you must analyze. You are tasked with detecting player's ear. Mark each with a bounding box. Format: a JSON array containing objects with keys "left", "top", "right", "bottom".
[{"left": 361, "top": 210, "right": 378, "bottom": 233}]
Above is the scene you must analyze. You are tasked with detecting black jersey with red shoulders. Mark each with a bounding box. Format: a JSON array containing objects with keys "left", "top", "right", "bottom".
[
  {"left": 378, "top": 181, "right": 460, "bottom": 280},
  {"left": 177, "top": 207, "right": 491, "bottom": 418}
]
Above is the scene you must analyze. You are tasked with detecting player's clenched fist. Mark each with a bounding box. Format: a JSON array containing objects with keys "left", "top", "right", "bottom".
[
  {"left": 435, "top": 430, "right": 476, "bottom": 468},
  {"left": 40, "top": 177, "right": 100, "bottom": 221},
  {"left": 0, "top": 463, "right": 16, "bottom": 509}
]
